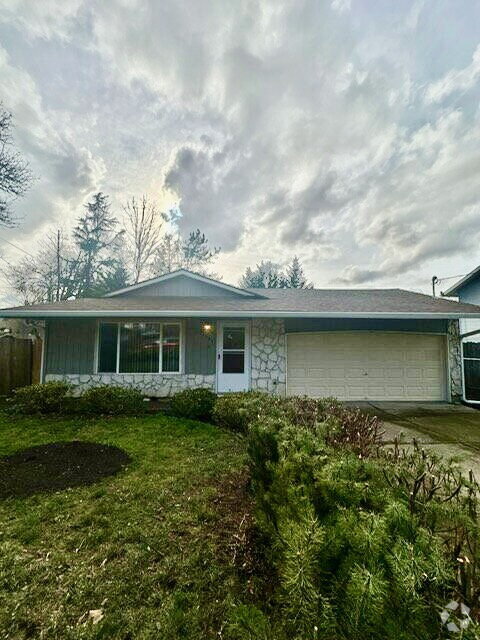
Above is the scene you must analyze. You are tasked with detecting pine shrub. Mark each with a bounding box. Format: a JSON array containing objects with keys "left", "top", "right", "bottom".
[{"left": 243, "top": 394, "right": 480, "bottom": 639}]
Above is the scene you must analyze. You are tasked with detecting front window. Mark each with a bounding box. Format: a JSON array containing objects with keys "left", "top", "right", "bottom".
[{"left": 98, "top": 322, "right": 181, "bottom": 373}]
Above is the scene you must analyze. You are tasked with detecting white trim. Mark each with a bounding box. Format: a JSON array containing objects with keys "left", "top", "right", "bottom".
[
  {"left": 443, "top": 265, "right": 480, "bottom": 297},
  {"left": 93, "top": 320, "right": 100, "bottom": 373},
  {"left": 4, "top": 310, "right": 480, "bottom": 319},
  {"left": 115, "top": 322, "right": 121, "bottom": 373},
  {"left": 103, "top": 268, "right": 258, "bottom": 298},
  {"left": 96, "top": 320, "right": 183, "bottom": 375},
  {"left": 39, "top": 329, "right": 46, "bottom": 383}
]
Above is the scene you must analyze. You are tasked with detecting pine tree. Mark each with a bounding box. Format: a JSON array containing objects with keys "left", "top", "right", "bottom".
[
  {"left": 284, "top": 256, "right": 313, "bottom": 289},
  {"left": 240, "top": 260, "right": 287, "bottom": 288},
  {"left": 73, "top": 192, "right": 124, "bottom": 296}
]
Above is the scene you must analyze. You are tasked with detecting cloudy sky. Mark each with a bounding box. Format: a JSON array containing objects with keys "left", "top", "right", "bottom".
[{"left": 0, "top": 0, "right": 479, "bottom": 303}]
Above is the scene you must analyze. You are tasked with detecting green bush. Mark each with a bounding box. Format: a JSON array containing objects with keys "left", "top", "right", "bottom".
[
  {"left": 212, "top": 391, "right": 286, "bottom": 432},
  {"left": 10, "top": 381, "right": 72, "bottom": 414},
  {"left": 244, "top": 396, "right": 480, "bottom": 639},
  {"left": 81, "top": 385, "right": 145, "bottom": 416},
  {"left": 170, "top": 388, "right": 216, "bottom": 421}
]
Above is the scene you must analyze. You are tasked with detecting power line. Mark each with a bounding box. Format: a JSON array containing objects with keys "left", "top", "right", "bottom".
[
  {"left": 436, "top": 274, "right": 466, "bottom": 283},
  {"left": 0, "top": 235, "right": 36, "bottom": 259}
]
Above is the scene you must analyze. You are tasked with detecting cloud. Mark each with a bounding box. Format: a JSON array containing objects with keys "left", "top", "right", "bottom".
[
  {"left": 1, "top": 0, "right": 480, "bottom": 297},
  {"left": 0, "top": 44, "right": 105, "bottom": 239},
  {"left": 424, "top": 43, "right": 480, "bottom": 104},
  {"left": 0, "top": 0, "right": 82, "bottom": 40}
]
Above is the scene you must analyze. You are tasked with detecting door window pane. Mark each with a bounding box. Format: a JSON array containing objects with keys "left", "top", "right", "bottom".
[
  {"left": 119, "top": 323, "right": 160, "bottom": 373},
  {"left": 465, "top": 359, "right": 480, "bottom": 401},
  {"left": 162, "top": 324, "right": 180, "bottom": 372},
  {"left": 223, "top": 327, "right": 245, "bottom": 350},
  {"left": 98, "top": 323, "right": 118, "bottom": 373},
  {"left": 223, "top": 351, "right": 244, "bottom": 373}
]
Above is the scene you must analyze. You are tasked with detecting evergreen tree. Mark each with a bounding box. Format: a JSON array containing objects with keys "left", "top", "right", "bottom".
[
  {"left": 241, "top": 257, "right": 313, "bottom": 289},
  {"left": 73, "top": 192, "right": 124, "bottom": 296},
  {"left": 240, "top": 261, "right": 286, "bottom": 288},
  {"left": 284, "top": 256, "right": 313, "bottom": 289}
]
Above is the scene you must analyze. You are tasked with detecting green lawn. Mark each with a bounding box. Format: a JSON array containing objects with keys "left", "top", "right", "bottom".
[{"left": 0, "top": 412, "right": 253, "bottom": 639}]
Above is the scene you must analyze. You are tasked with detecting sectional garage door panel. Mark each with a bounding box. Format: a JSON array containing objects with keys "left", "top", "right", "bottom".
[{"left": 286, "top": 333, "right": 447, "bottom": 401}]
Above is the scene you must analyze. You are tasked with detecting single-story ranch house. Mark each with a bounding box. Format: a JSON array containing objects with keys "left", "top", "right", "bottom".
[{"left": 2, "top": 268, "right": 480, "bottom": 402}]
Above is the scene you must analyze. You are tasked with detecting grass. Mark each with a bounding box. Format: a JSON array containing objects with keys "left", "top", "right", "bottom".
[{"left": 0, "top": 412, "right": 253, "bottom": 639}]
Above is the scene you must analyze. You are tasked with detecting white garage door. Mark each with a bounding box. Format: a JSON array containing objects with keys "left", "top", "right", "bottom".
[{"left": 287, "top": 332, "right": 447, "bottom": 401}]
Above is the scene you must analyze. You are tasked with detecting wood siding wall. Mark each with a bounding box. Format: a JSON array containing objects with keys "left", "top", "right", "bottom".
[
  {"left": 44, "top": 318, "right": 217, "bottom": 376},
  {"left": 116, "top": 275, "right": 241, "bottom": 298},
  {"left": 45, "top": 320, "right": 97, "bottom": 375},
  {"left": 185, "top": 319, "right": 216, "bottom": 374}
]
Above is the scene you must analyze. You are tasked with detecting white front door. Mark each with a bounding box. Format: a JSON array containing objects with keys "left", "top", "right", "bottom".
[{"left": 217, "top": 322, "right": 250, "bottom": 393}]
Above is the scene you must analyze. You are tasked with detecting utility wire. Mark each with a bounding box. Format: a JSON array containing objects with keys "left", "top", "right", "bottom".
[{"left": 0, "top": 235, "right": 36, "bottom": 259}]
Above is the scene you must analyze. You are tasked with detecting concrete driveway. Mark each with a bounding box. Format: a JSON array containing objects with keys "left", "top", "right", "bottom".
[{"left": 352, "top": 402, "right": 480, "bottom": 477}]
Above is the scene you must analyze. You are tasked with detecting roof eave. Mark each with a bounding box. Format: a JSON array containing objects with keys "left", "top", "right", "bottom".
[
  {"left": 442, "top": 265, "right": 480, "bottom": 297},
  {"left": 1, "top": 310, "right": 479, "bottom": 319}
]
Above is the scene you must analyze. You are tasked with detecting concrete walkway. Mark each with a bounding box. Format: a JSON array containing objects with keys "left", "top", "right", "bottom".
[{"left": 351, "top": 402, "right": 480, "bottom": 477}]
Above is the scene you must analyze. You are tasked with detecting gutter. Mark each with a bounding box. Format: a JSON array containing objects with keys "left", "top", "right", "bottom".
[{"left": 1, "top": 310, "right": 480, "bottom": 319}]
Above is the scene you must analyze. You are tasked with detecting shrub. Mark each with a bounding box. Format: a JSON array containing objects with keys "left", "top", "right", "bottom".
[
  {"left": 324, "top": 407, "right": 384, "bottom": 457},
  {"left": 81, "top": 385, "right": 145, "bottom": 416},
  {"left": 170, "top": 388, "right": 216, "bottom": 421},
  {"left": 212, "top": 391, "right": 280, "bottom": 432},
  {"left": 244, "top": 398, "right": 480, "bottom": 639},
  {"left": 10, "top": 381, "right": 72, "bottom": 414}
]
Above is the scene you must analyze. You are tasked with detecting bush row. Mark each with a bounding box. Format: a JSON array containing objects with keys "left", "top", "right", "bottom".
[
  {"left": 216, "top": 392, "right": 480, "bottom": 639},
  {"left": 9, "top": 381, "right": 145, "bottom": 416}
]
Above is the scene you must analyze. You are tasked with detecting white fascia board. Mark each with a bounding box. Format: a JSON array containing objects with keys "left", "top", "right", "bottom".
[{"left": 3, "top": 310, "right": 480, "bottom": 319}]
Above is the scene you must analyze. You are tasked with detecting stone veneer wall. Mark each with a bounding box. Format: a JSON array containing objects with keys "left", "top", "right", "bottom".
[
  {"left": 447, "top": 319, "right": 463, "bottom": 402},
  {"left": 250, "top": 318, "right": 286, "bottom": 395},
  {"left": 45, "top": 373, "right": 215, "bottom": 397}
]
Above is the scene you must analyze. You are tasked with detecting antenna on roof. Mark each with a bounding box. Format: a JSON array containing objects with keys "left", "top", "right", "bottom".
[{"left": 431, "top": 273, "right": 466, "bottom": 297}]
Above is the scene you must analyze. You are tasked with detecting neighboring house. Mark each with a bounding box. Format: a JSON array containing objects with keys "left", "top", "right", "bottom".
[
  {"left": 443, "top": 265, "right": 480, "bottom": 403},
  {"left": 2, "top": 268, "right": 480, "bottom": 403}
]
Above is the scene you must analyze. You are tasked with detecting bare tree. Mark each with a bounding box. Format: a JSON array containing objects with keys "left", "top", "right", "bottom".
[
  {"left": 151, "top": 228, "right": 220, "bottom": 277},
  {"left": 0, "top": 103, "right": 32, "bottom": 227},
  {"left": 3, "top": 230, "right": 84, "bottom": 304},
  {"left": 123, "top": 195, "right": 165, "bottom": 283}
]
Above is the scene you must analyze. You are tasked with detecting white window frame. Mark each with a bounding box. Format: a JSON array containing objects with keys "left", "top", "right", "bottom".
[{"left": 96, "top": 320, "right": 184, "bottom": 375}]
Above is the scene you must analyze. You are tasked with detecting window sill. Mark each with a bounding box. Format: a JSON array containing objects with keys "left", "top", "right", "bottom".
[{"left": 96, "top": 371, "right": 184, "bottom": 375}]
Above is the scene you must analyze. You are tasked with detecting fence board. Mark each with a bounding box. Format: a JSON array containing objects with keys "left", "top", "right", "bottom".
[{"left": 0, "top": 336, "right": 32, "bottom": 395}]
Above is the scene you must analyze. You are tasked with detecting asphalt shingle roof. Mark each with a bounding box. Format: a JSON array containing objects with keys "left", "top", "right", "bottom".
[{"left": 2, "top": 288, "right": 480, "bottom": 317}]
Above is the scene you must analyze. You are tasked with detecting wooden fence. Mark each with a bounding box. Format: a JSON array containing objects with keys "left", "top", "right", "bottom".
[{"left": 0, "top": 335, "right": 42, "bottom": 395}]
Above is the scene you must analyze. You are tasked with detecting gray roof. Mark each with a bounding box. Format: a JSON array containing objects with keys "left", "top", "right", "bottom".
[
  {"left": 2, "top": 288, "right": 480, "bottom": 319},
  {"left": 443, "top": 265, "right": 480, "bottom": 297}
]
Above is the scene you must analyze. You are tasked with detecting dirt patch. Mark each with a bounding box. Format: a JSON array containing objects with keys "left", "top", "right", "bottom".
[
  {"left": 208, "top": 469, "right": 276, "bottom": 600},
  {"left": 0, "top": 441, "right": 131, "bottom": 499}
]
